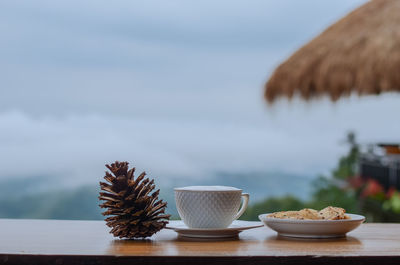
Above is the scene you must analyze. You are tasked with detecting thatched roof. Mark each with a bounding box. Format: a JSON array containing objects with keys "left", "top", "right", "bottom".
[{"left": 265, "top": 0, "right": 400, "bottom": 103}]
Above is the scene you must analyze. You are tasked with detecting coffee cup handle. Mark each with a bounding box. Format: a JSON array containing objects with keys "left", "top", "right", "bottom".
[{"left": 234, "top": 193, "right": 249, "bottom": 220}]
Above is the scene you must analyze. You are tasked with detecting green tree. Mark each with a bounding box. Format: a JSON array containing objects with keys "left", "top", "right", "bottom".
[
  {"left": 241, "top": 195, "right": 305, "bottom": 221},
  {"left": 307, "top": 132, "right": 360, "bottom": 212},
  {"left": 241, "top": 132, "right": 361, "bottom": 221}
]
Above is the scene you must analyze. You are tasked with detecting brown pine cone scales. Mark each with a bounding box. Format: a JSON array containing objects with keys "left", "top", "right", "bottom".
[{"left": 99, "top": 161, "right": 170, "bottom": 239}]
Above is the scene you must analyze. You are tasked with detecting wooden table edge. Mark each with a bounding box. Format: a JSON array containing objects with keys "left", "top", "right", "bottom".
[{"left": 1, "top": 254, "right": 400, "bottom": 265}]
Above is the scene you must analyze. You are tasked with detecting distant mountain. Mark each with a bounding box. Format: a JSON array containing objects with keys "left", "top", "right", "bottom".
[
  {"left": 0, "top": 172, "right": 313, "bottom": 219},
  {"left": 0, "top": 176, "right": 60, "bottom": 199},
  {"left": 0, "top": 186, "right": 102, "bottom": 219}
]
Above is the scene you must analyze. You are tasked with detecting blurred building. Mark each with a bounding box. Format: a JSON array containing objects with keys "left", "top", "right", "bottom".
[{"left": 360, "top": 144, "right": 400, "bottom": 190}]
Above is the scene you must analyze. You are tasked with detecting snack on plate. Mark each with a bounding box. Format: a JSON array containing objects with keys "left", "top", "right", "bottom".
[
  {"left": 298, "top": 208, "right": 320, "bottom": 220},
  {"left": 267, "top": 206, "right": 350, "bottom": 220},
  {"left": 267, "top": 211, "right": 303, "bottom": 219},
  {"left": 318, "top": 206, "right": 350, "bottom": 220}
]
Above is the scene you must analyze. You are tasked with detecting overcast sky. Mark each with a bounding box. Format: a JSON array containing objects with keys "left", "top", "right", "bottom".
[{"left": 1, "top": 0, "right": 399, "bottom": 187}]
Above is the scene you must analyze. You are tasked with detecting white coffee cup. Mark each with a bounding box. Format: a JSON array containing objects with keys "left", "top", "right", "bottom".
[{"left": 174, "top": 186, "right": 249, "bottom": 228}]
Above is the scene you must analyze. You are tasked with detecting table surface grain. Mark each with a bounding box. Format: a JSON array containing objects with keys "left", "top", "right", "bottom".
[{"left": 0, "top": 219, "right": 399, "bottom": 265}]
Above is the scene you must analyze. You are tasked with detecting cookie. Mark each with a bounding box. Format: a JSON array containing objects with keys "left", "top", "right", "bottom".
[
  {"left": 268, "top": 211, "right": 303, "bottom": 219},
  {"left": 298, "top": 208, "right": 320, "bottom": 220},
  {"left": 318, "top": 206, "right": 348, "bottom": 220},
  {"left": 267, "top": 206, "right": 350, "bottom": 220},
  {"left": 268, "top": 209, "right": 319, "bottom": 220}
]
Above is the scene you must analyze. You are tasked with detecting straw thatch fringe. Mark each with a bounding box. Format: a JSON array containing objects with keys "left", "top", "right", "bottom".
[{"left": 265, "top": 0, "right": 400, "bottom": 103}]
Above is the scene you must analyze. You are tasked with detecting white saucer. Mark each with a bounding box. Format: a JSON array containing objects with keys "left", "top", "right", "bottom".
[
  {"left": 165, "top": 220, "right": 263, "bottom": 238},
  {"left": 259, "top": 213, "right": 365, "bottom": 238}
]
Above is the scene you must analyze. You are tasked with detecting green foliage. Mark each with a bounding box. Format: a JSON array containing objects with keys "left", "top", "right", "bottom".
[
  {"left": 302, "top": 132, "right": 364, "bottom": 215},
  {"left": 241, "top": 195, "right": 305, "bottom": 221},
  {"left": 242, "top": 132, "right": 400, "bottom": 223},
  {"left": 307, "top": 177, "right": 359, "bottom": 213},
  {"left": 241, "top": 132, "right": 362, "bottom": 221},
  {"left": 332, "top": 132, "right": 359, "bottom": 180},
  {"left": 383, "top": 192, "right": 400, "bottom": 213}
]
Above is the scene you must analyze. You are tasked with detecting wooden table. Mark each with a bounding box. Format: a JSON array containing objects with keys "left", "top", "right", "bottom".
[{"left": 0, "top": 219, "right": 399, "bottom": 265}]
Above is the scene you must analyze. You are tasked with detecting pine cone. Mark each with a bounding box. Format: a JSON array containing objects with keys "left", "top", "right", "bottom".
[{"left": 99, "top": 161, "right": 170, "bottom": 239}]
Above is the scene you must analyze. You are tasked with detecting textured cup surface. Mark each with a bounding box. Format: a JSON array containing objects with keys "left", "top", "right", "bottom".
[{"left": 174, "top": 186, "right": 245, "bottom": 228}]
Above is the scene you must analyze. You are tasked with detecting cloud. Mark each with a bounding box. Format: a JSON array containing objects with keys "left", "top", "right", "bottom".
[
  {"left": 1, "top": 92, "right": 399, "bottom": 188},
  {"left": 0, "top": 0, "right": 366, "bottom": 68},
  {"left": 2, "top": 0, "right": 397, "bottom": 191}
]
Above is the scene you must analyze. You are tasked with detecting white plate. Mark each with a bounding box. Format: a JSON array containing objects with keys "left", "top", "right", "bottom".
[
  {"left": 259, "top": 213, "right": 365, "bottom": 238},
  {"left": 165, "top": 220, "right": 263, "bottom": 238}
]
